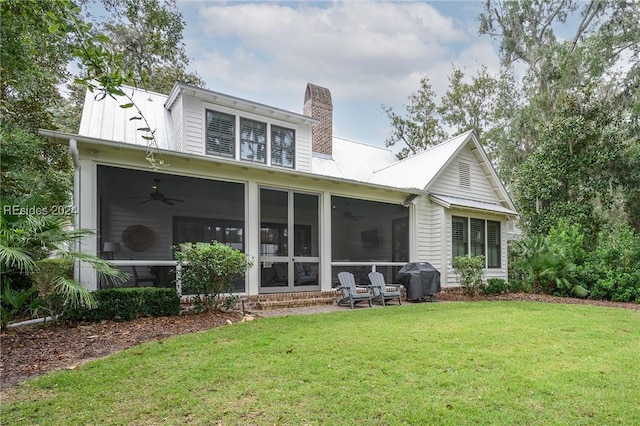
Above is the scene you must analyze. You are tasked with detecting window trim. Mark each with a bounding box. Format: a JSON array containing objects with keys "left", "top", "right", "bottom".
[
  {"left": 205, "top": 109, "right": 235, "bottom": 158},
  {"left": 239, "top": 117, "right": 267, "bottom": 164},
  {"left": 451, "top": 215, "right": 501, "bottom": 269},
  {"left": 271, "top": 124, "right": 296, "bottom": 169}
]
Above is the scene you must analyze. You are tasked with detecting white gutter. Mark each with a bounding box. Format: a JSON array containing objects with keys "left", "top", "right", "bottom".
[{"left": 69, "top": 138, "right": 82, "bottom": 284}]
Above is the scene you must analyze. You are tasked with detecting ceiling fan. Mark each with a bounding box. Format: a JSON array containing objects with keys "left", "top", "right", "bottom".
[
  {"left": 138, "top": 179, "right": 184, "bottom": 206},
  {"left": 337, "top": 202, "right": 364, "bottom": 221}
]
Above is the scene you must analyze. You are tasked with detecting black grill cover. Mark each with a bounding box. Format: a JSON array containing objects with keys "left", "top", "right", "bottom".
[{"left": 398, "top": 262, "right": 441, "bottom": 300}]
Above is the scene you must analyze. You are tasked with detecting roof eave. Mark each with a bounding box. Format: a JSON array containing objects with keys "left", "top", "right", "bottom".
[
  {"left": 165, "top": 83, "right": 319, "bottom": 127},
  {"left": 39, "top": 129, "right": 415, "bottom": 195}
]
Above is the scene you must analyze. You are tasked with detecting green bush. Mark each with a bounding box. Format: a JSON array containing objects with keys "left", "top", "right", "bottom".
[
  {"left": 512, "top": 226, "right": 588, "bottom": 297},
  {"left": 511, "top": 222, "right": 639, "bottom": 303},
  {"left": 33, "top": 258, "right": 73, "bottom": 317},
  {"left": 0, "top": 283, "right": 43, "bottom": 329},
  {"left": 174, "top": 241, "right": 252, "bottom": 312},
  {"left": 452, "top": 256, "right": 485, "bottom": 295},
  {"left": 65, "top": 288, "right": 180, "bottom": 322},
  {"left": 483, "top": 278, "right": 508, "bottom": 295}
]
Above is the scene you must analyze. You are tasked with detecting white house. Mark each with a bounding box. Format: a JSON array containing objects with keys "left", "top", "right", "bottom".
[{"left": 41, "top": 82, "right": 518, "bottom": 303}]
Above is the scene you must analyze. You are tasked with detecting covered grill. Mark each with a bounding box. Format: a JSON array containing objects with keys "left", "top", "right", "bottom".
[{"left": 397, "top": 262, "right": 441, "bottom": 301}]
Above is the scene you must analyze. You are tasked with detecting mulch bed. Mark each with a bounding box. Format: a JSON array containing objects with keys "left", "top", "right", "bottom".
[
  {"left": 1, "top": 294, "right": 637, "bottom": 392},
  {"left": 1, "top": 310, "right": 242, "bottom": 392}
]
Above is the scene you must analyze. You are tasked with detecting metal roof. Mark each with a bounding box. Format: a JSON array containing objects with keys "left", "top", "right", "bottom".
[
  {"left": 429, "top": 194, "right": 519, "bottom": 216},
  {"left": 79, "top": 86, "right": 174, "bottom": 150},
  {"left": 311, "top": 137, "right": 397, "bottom": 183},
  {"left": 369, "top": 131, "right": 473, "bottom": 191},
  {"left": 74, "top": 85, "right": 516, "bottom": 214}
]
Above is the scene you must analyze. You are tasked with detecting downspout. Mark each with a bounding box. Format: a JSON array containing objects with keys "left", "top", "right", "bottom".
[{"left": 69, "top": 139, "right": 81, "bottom": 283}]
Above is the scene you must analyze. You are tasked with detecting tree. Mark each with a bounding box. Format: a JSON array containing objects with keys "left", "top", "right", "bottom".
[
  {"left": 0, "top": 0, "right": 75, "bottom": 207},
  {"left": 479, "top": 0, "right": 640, "bottom": 235},
  {"left": 438, "top": 66, "right": 498, "bottom": 139},
  {"left": 0, "top": 202, "right": 128, "bottom": 327},
  {"left": 97, "top": 0, "right": 204, "bottom": 93},
  {"left": 436, "top": 65, "right": 517, "bottom": 164},
  {"left": 54, "top": 0, "right": 205, "bottom": 134},
  {"left": 0, "top": 0, "right": 72, "bottom": 132},
  {"left": 0, "top": 129, "right": 72, "bottom": 206},
  {"left": 383, "top": 77, "right": 447, "bottom": 159},
  {"left": 514, "top": 88, "right": 628, "bottom": 240}
]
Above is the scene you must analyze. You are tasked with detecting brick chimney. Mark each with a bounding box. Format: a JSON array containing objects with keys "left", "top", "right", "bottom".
[{"left": 304, "top": 83, "right": 332, "bottom": 156}]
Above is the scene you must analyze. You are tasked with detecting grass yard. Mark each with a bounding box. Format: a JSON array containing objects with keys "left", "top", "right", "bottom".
[{"left": 2, "top": 302, "right": 639, "bottom": 425}]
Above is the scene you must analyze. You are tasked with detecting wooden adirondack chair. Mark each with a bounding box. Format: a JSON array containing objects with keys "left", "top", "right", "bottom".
[
  {"left": 337, "top": 272, "right": 372, "bottom": 309},
  {"left": 368, "top": 271, "right": 402, "bottom": 306}
]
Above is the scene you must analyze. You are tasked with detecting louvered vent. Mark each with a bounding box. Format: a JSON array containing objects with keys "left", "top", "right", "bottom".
[{"left": 459, "top": 161, "right": 471, "bottom": 188}]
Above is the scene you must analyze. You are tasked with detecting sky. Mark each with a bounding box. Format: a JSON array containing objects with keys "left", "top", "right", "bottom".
[{"left": 175, "top": 1, "right": 500, "bottom": 150}]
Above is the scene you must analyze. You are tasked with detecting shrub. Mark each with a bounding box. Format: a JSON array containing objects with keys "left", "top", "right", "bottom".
[
  {"left": 174, "top": 241, "right": 252, "bottom": 312},
  {"left": 483, "top": 278, "right": 508, "bottom": 295},
  {"left": 452, "top": 256, "right": 485, "bottom": 295},
  {"left": 512, "top": 231, "right": 587, "bottom": 297},
  {"left": 0, "top": 283, "right": 43, "bottom": 329},
  {"left": 0, "top": 206, "right": 128, "bottom": 326},
  {"left": 33, "top": 258, "right": 72, "bottom": 317},
  {"left": 583, "top": 224, "right": 640, "bottom": 303},
  {"left": 65, "top": 288, "right": 180, "bottom": 322}
]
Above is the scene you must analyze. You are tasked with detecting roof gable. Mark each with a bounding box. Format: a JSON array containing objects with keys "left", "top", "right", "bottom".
[{"left": 368, "top": 131, "right": 474, "bottom": 190}]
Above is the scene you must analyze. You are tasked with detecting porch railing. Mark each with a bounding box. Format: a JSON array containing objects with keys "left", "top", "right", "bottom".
[{"left": 108, "top": 260, "right": 183, "bottom": 295}]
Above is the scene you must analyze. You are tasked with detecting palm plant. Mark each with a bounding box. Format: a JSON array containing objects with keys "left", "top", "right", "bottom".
[
  {"left": 513, "top": 234, "right": 588, "bottom": 297},
  {"left": 1, "top": 201, "right": 128, "bottom": 328}
]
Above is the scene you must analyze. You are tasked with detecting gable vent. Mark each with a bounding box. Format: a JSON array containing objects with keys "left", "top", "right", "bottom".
[{"left": 459, "top": 161, "right": 471, "bottom": 188}]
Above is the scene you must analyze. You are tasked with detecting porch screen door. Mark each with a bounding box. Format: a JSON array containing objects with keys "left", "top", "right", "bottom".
[{"left": 259, "top": 188, "right": 320, "bottom": 293}]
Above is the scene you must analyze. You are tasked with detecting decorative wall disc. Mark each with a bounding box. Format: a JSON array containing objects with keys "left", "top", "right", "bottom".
[{"left": 122, "top": 224, "right": 154, "bottom": 252}]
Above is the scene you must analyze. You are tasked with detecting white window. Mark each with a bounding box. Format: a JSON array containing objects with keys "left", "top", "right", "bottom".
[
  {"left": 205, "top": 110, "right": 235, "bottom": 158},
  {"left": 452, "top": 216, "right": 501, "bottom": 268},
  {"left": 240, "top": 118, "right": 266, "bottom": 163},
  {"left": 271, "top": 125, "right": 295, "bottom": 168}
]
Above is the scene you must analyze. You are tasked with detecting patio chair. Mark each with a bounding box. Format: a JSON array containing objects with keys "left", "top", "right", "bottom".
[
  {"left": 368, "top": 271, "right": 402, "bottom": 306},
  {"left": 132, "top": 265, "right": 159, "bottom": 287},
  {"left": 337, "top": 272, "right": 372, "bottom": 309}
]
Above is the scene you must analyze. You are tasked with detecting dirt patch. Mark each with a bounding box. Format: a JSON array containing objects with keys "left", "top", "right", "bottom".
[
  {"left": 1, "top": 294, "right": 637, "bottom": 392},
  {"left": 1, "top": 310, "right": 242, "bottom": 391}
]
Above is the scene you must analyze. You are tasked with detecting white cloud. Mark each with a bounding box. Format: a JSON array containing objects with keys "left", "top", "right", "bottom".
[{"left": 180, "top": 1, "right": 500, "bottom": 145}]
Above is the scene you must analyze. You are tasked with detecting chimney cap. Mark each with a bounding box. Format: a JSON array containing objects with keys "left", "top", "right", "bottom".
[{"left": 304, "top": 83, "right": 332, "bottom": 106}]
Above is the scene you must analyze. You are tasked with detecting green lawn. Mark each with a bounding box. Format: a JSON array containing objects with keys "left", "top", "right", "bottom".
[{"left": 3, "top": 302, "right": 639, "bottom": 425}]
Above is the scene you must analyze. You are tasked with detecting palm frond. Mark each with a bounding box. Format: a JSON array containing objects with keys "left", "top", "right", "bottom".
[
  {"left": 52, "top": 276, "right": 97, "bottom": 310},
  {"left": 66, "top": 252, "right": 130, "bottom": 285},
  {"left": 0, "top": 243, "right": 37, "bottom": 273}
]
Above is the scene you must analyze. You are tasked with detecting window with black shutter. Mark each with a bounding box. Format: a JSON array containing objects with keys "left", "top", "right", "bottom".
[
  {"left": 487, "top": 220, "right": 500, "bottom": 268},
  {"left": 452, "top": 216, "right": 468, "bottom": 257},
  {"left": 206, "top": 110, "right": 235, "bottom": 157},
  {"left": 240, "top": 118, "right": 266, "bottom": 163},
  {"left": 271, "top": 125, "right": 295, "bottom": 168},
  {"left": 452, "top": 216, "right": 501, "bottom": 269},
  {"left": 470, "top": 218, "right": 485, "bottom": 257}
]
